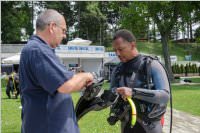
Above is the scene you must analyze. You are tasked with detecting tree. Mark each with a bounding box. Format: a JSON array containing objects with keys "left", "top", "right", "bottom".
[
  {"left": 119, "top": 2, "right": 150, "bottom": 39},
  {"left": 169, "top": 2, "right": 200, "bottom": 43},
  {"left": 177, "top": 2, "right": 198, "bottom": 43},
  {"left": 72, "top": 1, "right": 89, "bottom": 38},
  {"left": 118, "top": 2, "right": 182, "bottom": 80},
  {"left": 1, "top": 1, "right": 33, "bottom": 43},
  {"left": 194, "top": 26, "right": 200, "bottom": 54},
  {"left": 72, "top": 1, "right": 107, "bottom": 45},
  {"left": 147, "top": 2, "right": 181, "bottom": 80},
  {"left": 86, "top": 2, "right": 107, "bottom": 45}
]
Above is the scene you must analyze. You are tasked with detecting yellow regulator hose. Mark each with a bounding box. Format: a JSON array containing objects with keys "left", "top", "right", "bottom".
[{"left": 127, "top": 97, "right": 137, "bottom": 127}]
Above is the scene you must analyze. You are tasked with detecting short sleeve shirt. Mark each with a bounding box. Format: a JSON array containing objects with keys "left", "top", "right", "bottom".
[{"left": 19, "top": 35, "right": 79, "bottom": 133}]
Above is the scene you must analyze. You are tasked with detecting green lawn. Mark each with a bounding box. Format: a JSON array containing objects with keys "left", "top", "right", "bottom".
[
  {"left": 1, "top": 89, "right": 21, "bottom": 133},
  {"left": 171, "top": 85, "right": 200, "bottom": 116},
  {"left": 189, "top": 78, "right": 200, "bottom": 83},
  {"left": 1, "top": 83, "right": 200, "bottom": 133}
]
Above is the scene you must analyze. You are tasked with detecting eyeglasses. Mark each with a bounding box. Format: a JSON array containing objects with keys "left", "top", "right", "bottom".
[
  {"left": 48, "top": 22, "right": 67, "bottom": 35},
  {"left": 55, "top": 24, "right": 67, "bottom": 35}
]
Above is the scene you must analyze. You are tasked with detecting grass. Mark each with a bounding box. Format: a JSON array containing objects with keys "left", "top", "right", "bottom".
[
  {"left": 171, "top": 85, "right": 200, "bottom": 116},
  {"left": 189, "top": 78, "right": 200, "bottom": 83},
  {"left": 1, "top": 82, "right": 200, "bottom": 133},
  {"left": 1, "top": 83, "right": 120, "bottom": 133},
  {"left": 1, "top": 89, "right": 21, "bottom": 133},
  {"left": 106, "top": 41, "right": 200, "bottom": 61}
]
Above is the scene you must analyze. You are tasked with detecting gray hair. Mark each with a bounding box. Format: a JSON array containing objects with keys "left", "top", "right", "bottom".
[
  {"left": 113, "top": 29, "right": 136, "bottom": 42},
  {"left": 36, "top": 9, "right": 63, "bottom": 31}
]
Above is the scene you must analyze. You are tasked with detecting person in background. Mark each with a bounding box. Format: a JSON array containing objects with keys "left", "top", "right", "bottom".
[{"left": 6, "top": 71, "right": 20, "bottom": 99}]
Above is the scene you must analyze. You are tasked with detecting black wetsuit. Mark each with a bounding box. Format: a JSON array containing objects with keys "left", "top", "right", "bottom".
[{"left": 110, "top": 54, "right": 170, "bottom": 133}]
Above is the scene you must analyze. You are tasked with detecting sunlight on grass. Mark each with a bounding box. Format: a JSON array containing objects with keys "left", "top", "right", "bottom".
[
  {"left": 171, "top": 85, "right": 200, "bottom": 116},
  {"left": 1, "top": 82, "right": 200, "bottom": 132},
  {"left": 1, "top": 87, "right": 21, "bottom": 133}
]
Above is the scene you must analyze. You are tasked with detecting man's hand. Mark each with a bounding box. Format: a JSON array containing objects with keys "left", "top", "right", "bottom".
[
  {"left": 116, "top": 87, "right": 132, "bottom": 100},
  {"left": 57, "top": 72, "right": 94, "bottom": 94},
  {"left": 85, "top": 73, "right": 94, "bottom": 87}
]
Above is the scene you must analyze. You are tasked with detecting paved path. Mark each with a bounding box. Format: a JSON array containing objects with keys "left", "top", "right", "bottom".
[
  {"left": 172, "top": 83, "right": 200, "bottom": 85},
  {"left": 180, "top": 76, "right": 200, "bottom": 79},
  {"left": 163, "top": 108, "right": 200, "bottom": 133},
  {"left": 172, "top": 76, "right": 200, "bottom": 86}
]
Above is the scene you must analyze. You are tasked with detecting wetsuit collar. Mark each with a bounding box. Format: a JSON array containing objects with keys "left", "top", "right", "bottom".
[{"left": 124, "top": 54, "right": 142, "bottom": 65}]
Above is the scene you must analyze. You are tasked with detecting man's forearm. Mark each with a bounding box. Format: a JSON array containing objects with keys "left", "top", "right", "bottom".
[
  {"left": 58, "top": 73, "right": 92, "bottom": 94},
  {"left": 133, "top": 88, "right": 169, "bottom": 104}
]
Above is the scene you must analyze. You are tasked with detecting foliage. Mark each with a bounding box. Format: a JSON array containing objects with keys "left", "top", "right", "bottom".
[
  {"left": 1, "top": 1, "right": 33, "bottom": 43},
  {"left": 99, "top": 2, "right": 129, "bottom": 32},
  {"left": 116, "top": 1, "right": 186, "bottom": 80},
  {"left": 195, "top": 26, "right": 200, "bottom": 43},
  {"left": 77, "top": 2, "right": 107, "bottom": 44},
  {"left": 146, "top": 2, "right": 183, "bottom": 80},
  {"left": 2, "top": 1, "right": 200, "bottom": 48},
  {"left": 199, "top": 66, "right": 200, "bottom": 75},
  {"left": 172, "top": 63, "right": 199, "bottom": 74},
  {"left": 119, "top": 2, "right": 149, "bottom": 39}
]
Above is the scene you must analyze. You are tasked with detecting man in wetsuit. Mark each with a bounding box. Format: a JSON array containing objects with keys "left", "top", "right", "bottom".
[{"left": 110, "top": 29, "right": 170, "bottom": 133}]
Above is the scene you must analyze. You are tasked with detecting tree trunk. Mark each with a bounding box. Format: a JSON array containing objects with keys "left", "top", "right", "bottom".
[
  {"left": 175, "top": 23, "right": 178, "bottom": 42},
  {"left": 153, "top": 22, "right": 156, "bottom": 43},
  {"left": 87, "top": 28, "right": 89, "bottom": 40},
  {"left": 32, "top": 1, "right": 34, "bottom": 31},
  {"left": 102, "top": 25, "right": 104, "bottom": 46},
  {"left": 100, "top": 23, "right": 102, "bottom": 46},
  {"left": 189, "top": 18, "right": 193, "bottom": 40},
  {"left": 161, "top": 33, "right": 174, "bottom": 81},
  {"left": 182, "top": 24, "right": 186, "bottom": 49},
  {"left": 78, "top": 2, "right": 80, "bottom": 37},
  {"left": 187, "top": 22, "right": 190, "bottom": 43}
]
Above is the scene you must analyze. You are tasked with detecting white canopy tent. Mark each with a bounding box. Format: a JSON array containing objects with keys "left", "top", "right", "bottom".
[
  {"left": 67, "top": 38, "right": 92, "bottom": 46},
  {"left": 104, "top": 57, "right": 120, "bottom": 64},
  {"left": 1, "top": 45, "right": 104, "bottom": 74},
  {"left": 2, "top": 54, "right": 20, "bottom": 64}
]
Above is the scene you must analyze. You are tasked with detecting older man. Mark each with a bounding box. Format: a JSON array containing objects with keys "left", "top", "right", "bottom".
[{"left": 19, "top": 9, "right": 93, "bottom": 133}]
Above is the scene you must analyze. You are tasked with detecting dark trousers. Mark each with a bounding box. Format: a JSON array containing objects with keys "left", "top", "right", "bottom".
[
  {"left": 6, "top": 86, "right": 13, "bottom": 98},
  {"left": 6, "top": 85, "right": 20, "bottom": 98}
]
